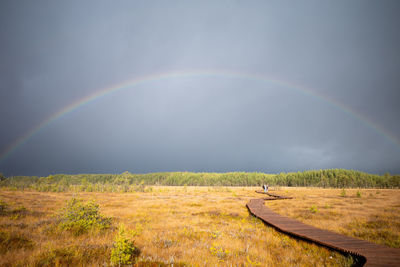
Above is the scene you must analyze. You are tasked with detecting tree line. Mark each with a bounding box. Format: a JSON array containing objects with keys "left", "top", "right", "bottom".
[{"left": 0, "top": 169, "right": 399, "bottom": 192}]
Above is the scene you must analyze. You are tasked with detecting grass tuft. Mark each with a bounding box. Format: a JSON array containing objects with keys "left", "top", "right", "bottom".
[
  {"left": 0, "top": 199, "right": 7, "bottom": 214},
  {"left": 0, "top": 231, "right": 35, "bottom": 252},
  {"left": 33, "top": 247, "right": 76, "bottom": 267},
  {"left": 310, "top": 205, "right": 318, "bottom": 214}
]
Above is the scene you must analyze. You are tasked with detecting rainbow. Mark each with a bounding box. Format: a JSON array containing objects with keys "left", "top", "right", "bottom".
[{"left": 1, "top": 69, "right": 399, "bottom": 162}]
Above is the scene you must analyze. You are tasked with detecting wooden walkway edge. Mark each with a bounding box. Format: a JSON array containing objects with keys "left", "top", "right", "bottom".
[{"left": 246, "top": 194, "right": 400, "bottom": 267}]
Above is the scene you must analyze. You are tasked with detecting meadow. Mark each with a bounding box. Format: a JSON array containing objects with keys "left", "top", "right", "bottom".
[{"left": 1, "top": 186, "right": 399, "bottom": 266}]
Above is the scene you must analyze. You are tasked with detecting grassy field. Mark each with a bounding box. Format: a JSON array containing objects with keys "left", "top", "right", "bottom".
[
  {"left": 267, "top": 187, "right": 400, "bottom": 248},
  {"left": 0, "top": 187, "right": 398, "bottom": 266}
]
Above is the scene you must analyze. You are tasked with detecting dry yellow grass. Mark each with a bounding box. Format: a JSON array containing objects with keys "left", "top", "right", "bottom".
[
  {"left": 267, "top": 187, "right": 400, "bottom": 248},
  {"left": 1, "top": 187, "right": 393, "bottom": 266}
]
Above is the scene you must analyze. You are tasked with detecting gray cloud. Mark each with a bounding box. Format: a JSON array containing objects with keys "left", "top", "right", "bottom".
[{"left": 0, "top": 0, "right": 399, "bottom": 176}]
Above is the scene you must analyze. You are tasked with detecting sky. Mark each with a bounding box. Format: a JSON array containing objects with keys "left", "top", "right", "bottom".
[{"left": 0, "top": 1, "right": 399, "bottom": 176}]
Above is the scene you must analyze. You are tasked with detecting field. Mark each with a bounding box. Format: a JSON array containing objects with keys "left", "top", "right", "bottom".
[
  {"left": 267, "top": 188, "right": 400, "bottom": 248},
  {"left": 0, "top": 187, "right": 399, "bottom": 266}
]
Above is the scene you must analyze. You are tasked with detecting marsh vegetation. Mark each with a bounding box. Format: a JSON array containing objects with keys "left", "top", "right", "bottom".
[
  {"left": 1, "top": 169, "right": 399, "bottom": 192},
  {"left": 1, "top": 186, "right": 398, "bottom": 266}
]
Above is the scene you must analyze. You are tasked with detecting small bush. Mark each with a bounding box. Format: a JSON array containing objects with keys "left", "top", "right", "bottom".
[
  {"left": 340, "top": 188, "right": 346, "bottom": 197},
  {"left": 356, "top": 191, "right": 362, "bottom": 198},
  {"left": 110, "top": 224, "right": 139, "bottom": 266},
  {"left": 58, "top": 198, "right": 111, "bottom": 236},
  {"left": 310, "top": 205, "right": 318, "bottom": 214}
]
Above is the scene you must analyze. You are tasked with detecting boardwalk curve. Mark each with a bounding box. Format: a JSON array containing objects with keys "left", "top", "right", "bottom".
[{"left": 246, "top": 192, "right": 400, "bottom": 267}]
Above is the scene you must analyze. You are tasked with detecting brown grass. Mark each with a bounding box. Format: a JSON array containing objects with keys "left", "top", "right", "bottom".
[
  {"left": 1, "top": 187, "right": 393, "bottom": 266},
  {"left": 267, "top": 187, "right": 400, "bottom": 248}
]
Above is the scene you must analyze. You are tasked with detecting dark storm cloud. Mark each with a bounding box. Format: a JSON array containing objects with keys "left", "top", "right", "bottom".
[{"left": 0, "top": 0, "right": 400, "bottom": 176}]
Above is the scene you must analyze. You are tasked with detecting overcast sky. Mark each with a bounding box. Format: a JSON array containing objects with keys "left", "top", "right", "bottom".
[{"left": 1, "top": 1, "right": 399, "bottom": 176}]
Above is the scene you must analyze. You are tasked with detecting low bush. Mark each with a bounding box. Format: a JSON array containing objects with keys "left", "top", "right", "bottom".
[
  {"left": 340, "top": 188, "right": 346, "bottom": 197},
  {"left": 110, "top": 224, "right": 139, "bottom": 266},
  {"left": 58, "top": 198, "right": 112, "bottom": 236},
  {"left": 310, "top": 205, "right": 318, "bottom": 214}
]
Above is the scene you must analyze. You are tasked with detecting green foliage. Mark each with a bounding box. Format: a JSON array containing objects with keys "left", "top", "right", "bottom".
[
  {"left": 1, "top": 169, "right": 399, "bottom": 190},
  {"left": 58, "top": 198, "right": 111, "bottom": 236},
  {"left": 356, "top": 191, "right": 362, "bottom": 198},
  {"left": 340, "top": 188, "right": 346, "bottom": 197},
  {"left": 310, "top": 205, "right": 318, "bottom": 213},
  {"left": 110, "top": 224, "right": 138, "bottom": 266}
]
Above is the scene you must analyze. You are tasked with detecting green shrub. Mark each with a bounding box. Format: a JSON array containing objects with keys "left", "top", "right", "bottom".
[
  {"left": 310, "top": 205, "right": 318, "bottom": 213},
  {"left": 110, "top": 224, "right": 139, "bottom": 266},
  {"left": 58, "top": 198, "right": 111, "bottom": 236},
  {"left": 2, "top": 169, "right": 399, "bottom": 189},
  {"left": 356, "top": 191, "right": 362, "bottom": 198},
  {"left": 340, "top": 188, "right": 346, "bottom": 197}
]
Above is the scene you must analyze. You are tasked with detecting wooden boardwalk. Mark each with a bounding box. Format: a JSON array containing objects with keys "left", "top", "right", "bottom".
[{"left": 247, "top": 193, "right": 400, "bottom": 267}]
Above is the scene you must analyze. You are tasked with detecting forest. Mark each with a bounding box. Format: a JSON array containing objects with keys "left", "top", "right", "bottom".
[{"left": 0, "top": 169, "right": 399, "bottom": 192}]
